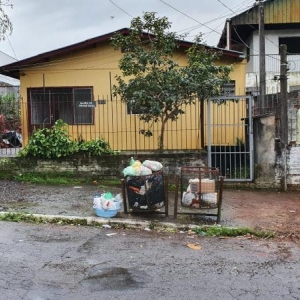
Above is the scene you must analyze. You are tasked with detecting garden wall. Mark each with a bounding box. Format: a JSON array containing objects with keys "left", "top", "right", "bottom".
[{"left": 0, "top": 152, "right": 207, "bottom": 180}]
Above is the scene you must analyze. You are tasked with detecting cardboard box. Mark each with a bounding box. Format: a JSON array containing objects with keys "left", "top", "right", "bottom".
[
  {"left": 190, "top": 179, "right": 215, "bottom": 193},
  {"left": 200, "top": 180, "right": 215, "bottom": 193}
]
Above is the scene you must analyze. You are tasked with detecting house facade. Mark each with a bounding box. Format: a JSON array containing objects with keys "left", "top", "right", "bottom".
[{"left": 0, "top": 28, "right": 246, "bottom": 152}]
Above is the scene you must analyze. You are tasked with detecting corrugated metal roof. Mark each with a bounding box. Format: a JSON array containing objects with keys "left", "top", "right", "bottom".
[
  {"left": 232, "top": 0, "right": 300, "bottom": 25},
  {"left": 218, "top": 0, "right": 300, "bottom": 48}
]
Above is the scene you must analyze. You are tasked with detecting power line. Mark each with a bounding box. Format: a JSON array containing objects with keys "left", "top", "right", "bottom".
[
  {"left": 169, "top": 0, "right": 251, "bottom": 39},
  {"left": 159, "top": 0, "right": 222, "bottom": 37},
  {"left": 216, "top": 0, "right": 280, "bottom": 51},
  {"left": 108, "top": 0, "right": 133, "bottom": 18},
  {"left": 5, "top": 34, "right": 18, "bottom": 61},
  {"left": 217, "top": 0, "right": 237, "bottom": 15}
]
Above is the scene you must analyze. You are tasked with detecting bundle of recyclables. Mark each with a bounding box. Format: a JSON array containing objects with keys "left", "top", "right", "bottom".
[
  {"left": 93, "top": 192, "right": 122, "bottom": 218},
  {"left": 182, "top": 178, "right": 218, "bottom": 208}
]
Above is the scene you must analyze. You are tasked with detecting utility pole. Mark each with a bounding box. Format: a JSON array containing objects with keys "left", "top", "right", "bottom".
[
  {"left": 280, "top": 44, "right": 288, "bottom": 146},
  {"left": 259, "top": 0, "right": 266, "bottom": 111},
  {"left": 279, "top": 43, "right": 288, "bottom": 191}
]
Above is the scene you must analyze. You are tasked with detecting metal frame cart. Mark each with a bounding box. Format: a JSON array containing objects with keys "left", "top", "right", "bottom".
[
  {"left": 174, "top": 166, "right": 224, "bottom": 223},
  {"left": 121, "top": 170, "right": 169, "bottom": 217}
]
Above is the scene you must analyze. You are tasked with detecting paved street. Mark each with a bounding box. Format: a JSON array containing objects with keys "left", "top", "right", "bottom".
[{"left": 0, "top": 221, "right": 300, "bottom": 300}]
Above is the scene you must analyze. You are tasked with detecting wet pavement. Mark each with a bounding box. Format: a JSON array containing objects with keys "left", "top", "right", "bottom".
[
  {"left": 1, "top": 221, "right": 300, "bottom": 300},
  {"left": 1, "top": 180, "right": 300, "bottom": 237}
]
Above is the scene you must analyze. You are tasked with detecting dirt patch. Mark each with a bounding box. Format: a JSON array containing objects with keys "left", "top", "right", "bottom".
[
  {"left": 1, "top": 180, "right": 300, "bottom": 238},
  {"left": 221, "top": 190, "right": 300, "bottom": 239}
]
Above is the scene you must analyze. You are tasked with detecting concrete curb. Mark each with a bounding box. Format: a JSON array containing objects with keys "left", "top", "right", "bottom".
[{"left": 0, "top": 211, "right": 198, "bottom": 231}]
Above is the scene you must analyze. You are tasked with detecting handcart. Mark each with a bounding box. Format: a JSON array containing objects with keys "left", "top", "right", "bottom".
[
  {"left": 121, "top": 169, "right": 168, "bottom": 217},
  {"left": 174, "top": 166, "right": 224, "bottom": 223}
]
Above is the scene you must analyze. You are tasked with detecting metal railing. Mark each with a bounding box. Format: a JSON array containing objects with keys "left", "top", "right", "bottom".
[{"left": 248, "top": 54, "right": 300, "bottom": 73}]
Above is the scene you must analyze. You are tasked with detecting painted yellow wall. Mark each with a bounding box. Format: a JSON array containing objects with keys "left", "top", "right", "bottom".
[{"left": 19, "top": 42, "right": 246, "bottom": 150}]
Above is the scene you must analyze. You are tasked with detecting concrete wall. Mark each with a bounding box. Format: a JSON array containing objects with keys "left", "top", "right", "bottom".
[
  {"left": 251, "top": 89, "right": 300, "bottom": 190},
  {"left": 0, "top": 152, "right": 207, "bottom": 180},
  {"left": 253, "top": 115, "right": 282, "bottom": 188}
]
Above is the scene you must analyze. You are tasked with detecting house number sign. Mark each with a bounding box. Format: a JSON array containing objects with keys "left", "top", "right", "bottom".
[{"left": 76, "top": 101, "right": 96, "bottom": 108}]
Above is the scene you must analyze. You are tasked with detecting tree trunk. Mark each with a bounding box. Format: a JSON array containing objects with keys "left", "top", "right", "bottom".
[{"left": 158, "top": 117, "right": 168, "bottom": 150}]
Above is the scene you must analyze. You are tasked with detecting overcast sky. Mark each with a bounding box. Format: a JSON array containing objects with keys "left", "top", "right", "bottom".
[{"left": 0, "top": 0, "right": 255, "bottom": 61}]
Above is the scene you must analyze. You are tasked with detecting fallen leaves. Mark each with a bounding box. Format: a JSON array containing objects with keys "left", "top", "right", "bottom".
[{"left": 187, "top": 243, "right": 202, "bottom": 250}]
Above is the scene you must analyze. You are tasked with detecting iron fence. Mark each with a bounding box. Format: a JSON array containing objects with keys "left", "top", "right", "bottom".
[{"left": 4, "top": 98, "right": 204, "bottom": 152}]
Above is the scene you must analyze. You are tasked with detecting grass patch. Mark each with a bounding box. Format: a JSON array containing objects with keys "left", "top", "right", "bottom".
[
  {"left": 13, "top": 172, "right": 90, "bottom": 185},
  {"left": 96, "top": 178, "right": 122, "bottom": 187},
  {"left": 0, "top": 213, "right": 89, "bottom": 226},
  {"left": 11, "top": 172, "right": 122, "bottom": 187},
  {"left": 0, "top": 213, "right": 45, "bottom": 223},
  {"left": 190, "top": 225, "right": 275, "bottom": 238}
]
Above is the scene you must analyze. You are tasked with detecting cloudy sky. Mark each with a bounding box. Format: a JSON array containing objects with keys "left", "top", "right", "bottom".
[{"left": 0, "top": 0, "right": 255, "bottom": 61}]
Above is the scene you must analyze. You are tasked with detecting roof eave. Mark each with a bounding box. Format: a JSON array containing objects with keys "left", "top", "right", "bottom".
[{"left": 0, "top": 27, "right": 244, "bottom": 79}]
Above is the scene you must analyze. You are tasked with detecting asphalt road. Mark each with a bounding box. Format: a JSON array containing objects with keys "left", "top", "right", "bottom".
[{"left": 0, "top": 221, "right": 300, "bottom": 300}]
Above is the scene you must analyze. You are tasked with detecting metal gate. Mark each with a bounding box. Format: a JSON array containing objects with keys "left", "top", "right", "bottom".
[{"left": 206, "top": 96, "right": 254, "bottom": 182}]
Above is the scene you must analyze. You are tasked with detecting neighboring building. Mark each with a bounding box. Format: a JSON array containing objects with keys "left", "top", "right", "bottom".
[
  {"left": 0, "top": 50, "right": 19, "bottom": 96},
  {"left": 218, "top": 0, "right": 300, "bottom": 188},
  {"left": 0, "top": 28, "right": 246, "bottom": 151},
  {"left": 218, "top": 0, "right": 300, "bottom": 95}
]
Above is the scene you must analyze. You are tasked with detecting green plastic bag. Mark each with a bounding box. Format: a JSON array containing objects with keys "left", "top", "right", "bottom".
[{"left": 103, "top": 192, "right": 114, "bottom": 199}]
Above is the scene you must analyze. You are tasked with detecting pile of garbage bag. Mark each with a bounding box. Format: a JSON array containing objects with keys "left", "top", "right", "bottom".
[
  {"left": 122, "top": 158, "right": 165, "bottom": 210},
  {"left": 122, "top": 157, "right": 163, "bottom": 177}
]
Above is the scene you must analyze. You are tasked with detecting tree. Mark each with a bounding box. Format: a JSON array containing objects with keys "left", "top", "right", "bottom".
[
  {"left": 111, "top": 12, "right": 232, "bottom": 150},
  {"left": 0, "top": 0, "right": 12, "bottom": 40},
  {"left": 0, "top": 93, "right": 20, "bottom": 133}
]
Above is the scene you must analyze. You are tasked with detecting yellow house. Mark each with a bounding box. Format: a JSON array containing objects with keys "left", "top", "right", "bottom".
[{"left": 0, "top": 28, "right": 246, "bottom": 151}]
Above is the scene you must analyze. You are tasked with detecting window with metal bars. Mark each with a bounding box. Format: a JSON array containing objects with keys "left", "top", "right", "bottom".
[
  {"left": 222, "top": 81, "right": 235, "bottom": 96},
  {"left": 28, "top": 87, "right": 94, "bottom": 125}
]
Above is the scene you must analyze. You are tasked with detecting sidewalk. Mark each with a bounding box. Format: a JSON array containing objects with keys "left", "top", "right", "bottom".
[
  {"left": 1, "top": 180, "right": 300, "bottom": 236},
  {"left": 221, "top": 189, "right": 300, "bottom": 235}
]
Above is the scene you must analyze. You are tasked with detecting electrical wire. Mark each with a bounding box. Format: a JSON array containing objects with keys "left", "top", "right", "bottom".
[
  {"left": 108, "top": 0, "right": 133, "bottom": 18},
  {"left": 1, "top": 0, "right": 282, "bottom": 76},
  {"left": 217, "top": 0, "right": 281, "bottom": 55},
  {"left": 160, "top": 0, "right": 223, "bottom": 37},
  {"left": 5, "top": 34, "right": 18, "bottom": 61}
]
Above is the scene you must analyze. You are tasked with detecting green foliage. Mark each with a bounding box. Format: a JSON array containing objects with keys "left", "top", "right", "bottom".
[
  {"left": 78, "top": 138, "right": 113, "bottom": 156},
  {"left": 0, "top": 93, "right": 21, "bottom": 132},
  {"left": 14, "top": 172, "right": 86, "bottom": 185},
  {"left": 0, "top": 213, "right": 89, "bottom": 226},
  {"left": 19, "top": 120, "right": 78, "bottom": 158},
  {"left": 230, "top": 166, "right": 250, "bottom": 179},
  {"left": 0, "top": 1, "right": 13, "bottom": 40},
  {"left": 18, "top": 119, "right": 114, "bottom": 158},
  {"left": 191, "top": 226, "right": 274, "bottom": 238},
  {"left": 111, "top": 12, "right": 232, "bottom": 149}
]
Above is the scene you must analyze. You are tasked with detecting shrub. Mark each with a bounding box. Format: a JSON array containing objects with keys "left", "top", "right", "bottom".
[
  {"left": 78, "top": 139, "right": 113, "bottom": 156},
  {"left": 0, "top": 93, "right": 21, "bottom": 133},
  {"left": 19, "top": 120, "right": 78, "bottom": 158},
  {"left": 19, "top": 119, "right": 114, "bottom": 158}
]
